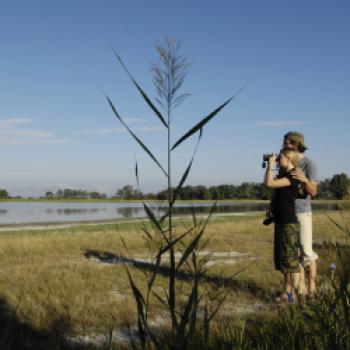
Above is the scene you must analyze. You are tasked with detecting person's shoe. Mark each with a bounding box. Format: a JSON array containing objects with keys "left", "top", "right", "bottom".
[
  {"left": 275, "top": 292, "right": 288, "bottom": 303},
  {"left": 306, "top": 293, "right": 316, "bottom": 304},
  {"left": 287, "top": 293, "right": 295, "bottom": 304},
  {"left": 297, "top": 293, "right": 306, "bottom": 306}
]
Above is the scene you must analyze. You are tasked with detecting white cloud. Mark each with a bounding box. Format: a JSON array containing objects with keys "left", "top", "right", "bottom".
[
  {"left": 0, "top": 130, "right": 52, "bottom": 138},
  {"left": 255, "top": 120, "right": 310, "bottom": 127},
  {"left": 74, "top": 126, "right": 163, "bottom": 135},
  {"left": 73, "top": 128, "right": 124, "bottom": 135},
  {"left": 0, "top": 118, "right": 33, "bottom": 128},
  {"left": 0, "top": 117, "right": 69, "bottom": 145},
  {"left": 124, "top": 118, "right": 143, "bottom": 123},
  {"left": 0, "top": 138, "right": 71, "bottom": 145},
  {"left": 137, "top": 126, "right": 163, "bottom": 132}
]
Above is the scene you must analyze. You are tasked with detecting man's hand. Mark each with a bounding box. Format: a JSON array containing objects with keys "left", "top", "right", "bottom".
[
  {"left": 291, "top": 168, "right": 308, "bottom": 183},
  {"left": 291, "top": 168, "right": 318, "bottom": 197}
]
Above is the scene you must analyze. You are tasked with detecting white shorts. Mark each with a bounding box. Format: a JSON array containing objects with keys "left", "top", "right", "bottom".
[{"left": 296, "top": 212, "right": 318, "bottom": 267}]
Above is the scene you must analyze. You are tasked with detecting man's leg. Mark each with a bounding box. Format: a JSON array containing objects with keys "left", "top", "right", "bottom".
[
  {"left": 298, "top": 265, "right": 306, "bottom": 295},
  {"left": 297, "top": 212, "right": 318, "bottom": 296},
  {"left": 305, "top": 260, "right": 317, "bottom": 297},
  {"left": 291, "top": 272, "right": 301, "bottom": 295}
]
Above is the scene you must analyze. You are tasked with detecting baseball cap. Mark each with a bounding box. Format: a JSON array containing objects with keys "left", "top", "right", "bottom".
[{"left": 284, "top": 131, "right": 308, "bottom": 150}]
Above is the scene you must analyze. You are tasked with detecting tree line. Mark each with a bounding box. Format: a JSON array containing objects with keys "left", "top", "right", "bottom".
[
  {"left": 115, "top": 172, "right": 350, "bottom": 200},
  {"left": 0, "top": 172, "right": 349, "bottom": 200}
]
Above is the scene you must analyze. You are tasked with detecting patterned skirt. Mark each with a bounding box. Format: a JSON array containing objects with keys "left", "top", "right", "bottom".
[{"left": 274, "top": 223, "right": 301, "bottom": 273}]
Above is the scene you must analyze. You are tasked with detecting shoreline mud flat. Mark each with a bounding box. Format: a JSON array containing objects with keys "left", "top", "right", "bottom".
[{"left": 0, "top": 212, "right": 258, "bottom": 232}]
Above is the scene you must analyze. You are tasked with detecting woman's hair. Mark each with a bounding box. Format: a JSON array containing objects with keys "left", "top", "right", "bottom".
[{"left": 280, "top": 148, "right": 300, "bottom": 168}]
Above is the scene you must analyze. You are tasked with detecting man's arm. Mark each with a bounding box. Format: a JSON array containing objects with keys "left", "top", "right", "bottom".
[{"left": 291, "top": 168, "right": 318, "bottom": 197}]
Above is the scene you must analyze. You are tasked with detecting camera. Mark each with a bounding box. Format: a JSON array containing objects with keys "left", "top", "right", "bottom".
[
  {"left": 263, "top": 210, "right": 275, "bottom": 226},
  {"left": 262, "top": 153, "right": 280, "bottom": 168},
  {"left": 263, "top": 153, "right": 273, "bottom": 162}
]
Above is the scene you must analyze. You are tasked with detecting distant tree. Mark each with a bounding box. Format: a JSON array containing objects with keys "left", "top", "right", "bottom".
[
  {"left": 89, "top": 191, "right": 107, "bottom": 199},
  {"left": 179, "top": 186, "right": 194, "bottom": 200},
  {"left": 255, "top": 183, "right": 273, "bottom": 200},
  {"left": 45, "top": 191, "right": 54, "bottom": 198},
  {"left": 59, "top": 188, "right": 88, "bottom": 199},
  {"left": 63, "top": 189, "right": 74, "bottom": 198},
  {"left": 144, "top": 192, "right": 157, "bottom": 200},
  {"left": 157, "top": 188, "right": 170, "bottom": 200},
  {"left": 193, "top": 185, "right": 211, "bottom": 200},
  {"left": 209, "top": 186, "right": 224, "bottom": 200},
  {"left": 89, "top": 191, "right": 99, "bottom": 199},
  {"left": 116, "top": 185, "right": 141, "bottom": 199},
  {"left": 0, "top": 189, "right": 8, "bottom": 198},
  {"left": 330, "top": 173, "right": 350, "bottom": 199},
  {"left": 316, "top": 178, "right": 333, "bottom": 199},
  {"left": 217, "top": 184, "right": 237, "bottom": 199},
  {"left": 236, "top": 182, "right": 258, "bottom": 199}
]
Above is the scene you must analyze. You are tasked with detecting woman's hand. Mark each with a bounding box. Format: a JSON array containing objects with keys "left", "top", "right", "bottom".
[{"left": 268, "top": 153, "right": 277, "bottom": 168}]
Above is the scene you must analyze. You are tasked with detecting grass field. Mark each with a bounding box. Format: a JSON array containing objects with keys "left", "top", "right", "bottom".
[{"left": 0, "top": 210, "right": 348, "bottom": 348}]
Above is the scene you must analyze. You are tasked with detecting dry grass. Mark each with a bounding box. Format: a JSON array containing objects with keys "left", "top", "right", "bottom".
[{"left": 0, "top": 211, "right": 348, "bottom": 345}]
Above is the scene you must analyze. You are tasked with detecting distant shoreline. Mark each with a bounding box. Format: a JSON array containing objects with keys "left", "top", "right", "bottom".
[
  {"left": 0, "top": 198, "right": 348, "bottom": 204},
  {"left": 0, "top": 198, "right": 270, "bottom": 205},
  {"left": 0, "top": 212, "right": 257, "bottom": 232}
]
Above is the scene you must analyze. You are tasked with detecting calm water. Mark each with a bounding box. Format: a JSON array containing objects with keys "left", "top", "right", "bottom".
[{"left": 0, "top": 201, "right": 341, "bottom": 225}]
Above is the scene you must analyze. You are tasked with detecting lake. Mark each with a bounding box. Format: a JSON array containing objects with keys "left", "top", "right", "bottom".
[{"left": 0, "top": 201, "right": 342, "bottom": 225}]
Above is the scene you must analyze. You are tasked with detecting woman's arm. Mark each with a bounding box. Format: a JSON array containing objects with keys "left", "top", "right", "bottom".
[{"left": 264, "top": 154, "right": 292, "bottom": 189}]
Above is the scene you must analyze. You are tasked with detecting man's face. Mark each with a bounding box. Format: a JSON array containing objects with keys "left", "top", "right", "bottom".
[{"left": 283, "top": 137, "right": 298, "bottom": 151}]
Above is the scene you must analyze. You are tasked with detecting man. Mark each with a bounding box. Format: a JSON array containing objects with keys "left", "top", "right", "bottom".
[{"left": 283, "top": 131, "right": 319, "bottom": 300}]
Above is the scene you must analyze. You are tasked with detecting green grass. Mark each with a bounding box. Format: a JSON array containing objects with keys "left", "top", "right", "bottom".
[{"left": 0, "top": 211, "right": 348, "bottom": 348}]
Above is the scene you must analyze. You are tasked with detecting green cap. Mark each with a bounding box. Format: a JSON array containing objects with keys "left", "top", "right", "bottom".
[{"left": 284, "top": 131, "right": 308, "bottom": 150}]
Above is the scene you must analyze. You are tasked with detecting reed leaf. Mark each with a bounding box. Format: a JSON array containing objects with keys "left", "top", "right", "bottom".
[
  {"left": 327, "top": 215, "right": 346, "bottom": 233},
  {"left": 176, "top": 230, "right": 204, "bottom": 272},
  {"left": 143, "top": 203, "right": 163, "bottom": 233},
  {"left": 171, "top": 90, "right": 237, "bottom": 151},
  {"left": 190, "top": 205, "right": 197, "bottom": 228},
  {"left": 147, "top": 254, "right": 162, "bottom": 291},
  {"left": 176, "top": 201, "right": 217, "bottom": 271},
  {"left": 155, "top": 225, "right": 196, "bottom": 259},
  {"left": 118, "top": 232, "right": 129, "bottom": 252},
  {"left": 141, "top": 227, "right": 153, "bottom": 242},
  {"left": 124, "top": 266, "right": 147, "bottom": 348},
  {"left": 150, "top": 289, "right": 168, "bottom": 308},
  {"left": 160, "top": 128, "right": 202, "bottom": 224},
  {"left": 176, "top": 284, "right": 197, "bottom": 345},
  {"left": 171, "top": 128, "right": 202, "bottom": 205},
  {"left": 201, "top": 270, "right": 243, "bottom": 328},
  {"left": 114, "top": 50, "right": 168, "bottom": 128},
  {"left": 188, "top": 286, "right": 201, "bottom": 343},
  {"left": 106, "top": 94, "right": 168, "bottom": 177},
  {"left": 134, "top": 159, "right": 142, "bottom": 197}
]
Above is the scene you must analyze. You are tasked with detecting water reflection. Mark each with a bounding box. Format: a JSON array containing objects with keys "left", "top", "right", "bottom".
[
  {"left": 0, "top": 201, "right": 342, "bottom": 225},
  {"left": 117, "top": 207, "right": 141, "bottom": 218},
  {"left": 46, "top": 208, "right": 105, "bottom": 216},
  {"left": 112, "top": 202, "right": 342, "bottom": 219}
]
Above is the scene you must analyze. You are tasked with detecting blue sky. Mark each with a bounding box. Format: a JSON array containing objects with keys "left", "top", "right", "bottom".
[{"left": 0, "top": 0, "right": 349, "bottom": 196}]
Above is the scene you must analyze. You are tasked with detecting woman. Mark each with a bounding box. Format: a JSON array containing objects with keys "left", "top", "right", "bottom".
[{"left": 265, "top": 149, "right": 302, "bottom": 302}]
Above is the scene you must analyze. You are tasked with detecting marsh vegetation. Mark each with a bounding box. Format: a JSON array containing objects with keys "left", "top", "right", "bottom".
[{"left": 0, "top": 211, "right": 349, "bottom": 348}]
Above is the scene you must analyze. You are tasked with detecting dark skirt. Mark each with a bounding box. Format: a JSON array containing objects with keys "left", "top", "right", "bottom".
[{"left": 274, "top": 223, "right": 301, "bottom": 273}]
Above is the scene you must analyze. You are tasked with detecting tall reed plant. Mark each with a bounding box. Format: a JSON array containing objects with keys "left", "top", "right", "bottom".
[{"left": 106, "top": 37, "right": 242, "bottom": 350}]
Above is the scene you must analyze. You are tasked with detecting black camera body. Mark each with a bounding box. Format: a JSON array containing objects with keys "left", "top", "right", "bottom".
[
  {"left": 263, "top": 153, "right": 273, "bottom": 162},
  {"left": 262, "top": 153, "right": 280, "bottom": 168},
  {"left": 263, "top": 210, "right": 275, "bottom": 226}
]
